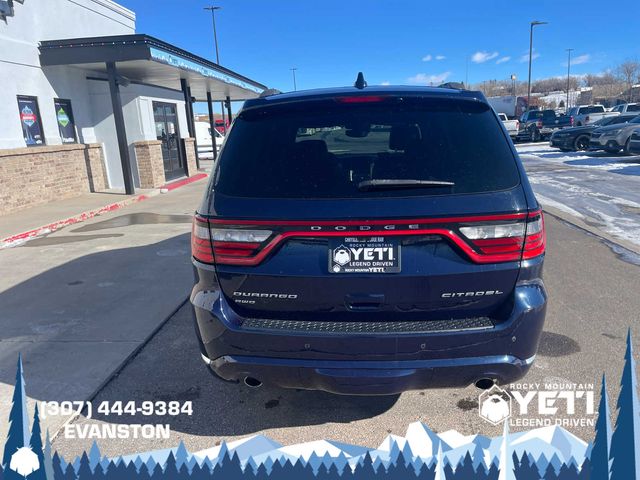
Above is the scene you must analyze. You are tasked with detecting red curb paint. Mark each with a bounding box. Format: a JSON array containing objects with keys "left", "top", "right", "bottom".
[
  {"left": 161, "top": 173, "right": 208, "bottom": 191},
  {"left": 1, "top": 194, "right": 148, "bottom": 248},
  {"left": 1, "top": 173, "right": 208, "bottom": 249}
]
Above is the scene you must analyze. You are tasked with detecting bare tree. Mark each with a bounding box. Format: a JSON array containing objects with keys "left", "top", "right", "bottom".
[{"left": 616, "top": 59, "right": 640, "bottom": 102}]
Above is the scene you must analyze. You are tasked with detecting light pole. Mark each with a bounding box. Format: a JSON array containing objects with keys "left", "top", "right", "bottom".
[
  {"left": 511, "top": 74, "right": 517, "bottom": 97},
  {"left": 566, "top": 48, "right": 574, "bottom": 110},
  {"left": 290, "top": 67, "right": 298, "bottom": 91},
  {"left": 526, "top": 20, "right": 547, "bottom": 111},
  {"left": 203, "top": 5, "right": 226, "bottom": 133}
]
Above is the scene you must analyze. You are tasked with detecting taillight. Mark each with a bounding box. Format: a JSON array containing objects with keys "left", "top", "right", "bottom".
[
  {"left": 536, "top": 120, "right": 543, "bottom": 128},
  {"left": 522, "top": 210, "right": 546, "bottom": 259},
  {"left": 210, "top": 228, "right": 271, "bottom": 261},
  {"left": 570, "top": 116, "right": 574, "bottom": 126},
  {"left": 458, "top": 209, "right": 545, "bottom": 261},
  {"left": 192, "top": 217, "right": 273, "bottom": 264},
  {"left": 192, "top": 215, "right": 214, "bottom": 264},
  {"left": 516, "top": 121, "right": 520, "bottom": 130}
]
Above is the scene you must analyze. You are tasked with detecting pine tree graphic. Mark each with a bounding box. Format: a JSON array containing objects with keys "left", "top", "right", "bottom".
[
  {"left": 610, "top": 330, "right": 640, "bottom": 479},
  {"left": 591, "top": 374, "right": 612, "bottom": 479},
  {"left": 2, "top": 355, "right": 32, "bottom": 476}
]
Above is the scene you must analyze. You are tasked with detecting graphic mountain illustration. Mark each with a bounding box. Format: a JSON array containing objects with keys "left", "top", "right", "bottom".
[{"left": 3, "top": 330, "right": 640, "bottom": 479}]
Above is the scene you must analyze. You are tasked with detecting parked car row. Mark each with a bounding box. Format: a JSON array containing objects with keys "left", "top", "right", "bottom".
[{"left": 549, "top": 113, "right": 640, "bottom": 154}]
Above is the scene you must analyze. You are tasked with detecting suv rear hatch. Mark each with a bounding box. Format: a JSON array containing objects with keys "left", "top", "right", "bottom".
[{"left": 194, "top": 94, "right": 542, "bottom": 323}]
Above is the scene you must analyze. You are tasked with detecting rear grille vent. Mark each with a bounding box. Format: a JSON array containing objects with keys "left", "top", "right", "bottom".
[{"left": 241, "top": 317, "right": 494, "bottom": 334}]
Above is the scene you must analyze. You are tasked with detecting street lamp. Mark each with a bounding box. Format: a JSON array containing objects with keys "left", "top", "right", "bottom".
[
  {"left": 203, "top": 5, "right": 226, "bottom": 133},
  {"left": 566, "top": 48, "right": 574, "bottom": 110},
  {"left": 526, "top": 20, "right": 547, "bottom": 111},
  {"left": 511, "top": 74, "right": 517, "bottom": 97},
  {"left": 290, "top": 67, "right": 298, "bottom": 91}
]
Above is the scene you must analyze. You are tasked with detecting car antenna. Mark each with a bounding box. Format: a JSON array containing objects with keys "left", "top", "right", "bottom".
[{"left": 354, "top": 72, "right": 367, "bottom": 89}]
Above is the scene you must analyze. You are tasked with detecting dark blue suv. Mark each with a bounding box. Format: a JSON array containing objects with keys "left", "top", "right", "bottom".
[{"left": 191, "top": 81, "right": 547, "bottom": 395}]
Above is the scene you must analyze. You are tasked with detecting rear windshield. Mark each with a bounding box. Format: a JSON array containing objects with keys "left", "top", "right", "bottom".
[
  {"left": 215, "top": 98, "right": 520, "bottom": 198},
  {"left": 580, "top": 106, "right": 605, "bottom": 114}
]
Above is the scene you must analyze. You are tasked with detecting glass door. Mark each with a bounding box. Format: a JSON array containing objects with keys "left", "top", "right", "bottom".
[{"left": 153, "top": 102, "right": 185, "bottom": 181}]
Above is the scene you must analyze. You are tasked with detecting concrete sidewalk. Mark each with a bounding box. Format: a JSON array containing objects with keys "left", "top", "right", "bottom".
[{"left": 0, "top": 177, "right": 208, "bottom": 441}]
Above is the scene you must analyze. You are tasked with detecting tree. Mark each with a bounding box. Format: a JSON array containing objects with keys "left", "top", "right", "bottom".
[
  {"left": 28, "top": 404, "right": 46, "bottom": 480},
  {"left": 43, "top": 431, "right": 55, "bottom": 480},
  {"left": 609, "top": 330, "right": 640, "bottom": 479},
  {"left": 76, "top": 453, "right": 92, "bottom": 480},
  {"left": 498, "top": 421, "right": 514, "bottom": 480},
  {"left": 616, "top": 60, "right": 640, "bottom": 102},
  {"left": 2, "top": 355, "right": 30, "bottom": 471},
  {"left": 591, "top": 374, "right": 612, "bottom": 480},
  {"left": 52, "top": 453, "right": 65, "bottom": 480},
  {"left": 433, "top": 442, "right": 446, "bottom": 480},
  {"left": 87, "top": 442, "right": 101, "bottom": 473}
]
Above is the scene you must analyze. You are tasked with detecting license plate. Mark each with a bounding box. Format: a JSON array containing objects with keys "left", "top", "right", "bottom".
[{"left": 328, "top": 237, "right": 401, "bottom": 273}]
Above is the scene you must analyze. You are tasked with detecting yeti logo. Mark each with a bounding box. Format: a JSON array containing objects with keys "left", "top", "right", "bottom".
[
  {"left": 479, "top": 385, "right": 512, "bottom": 425},
  {"left": 333, "top": 246, "right": 351, "bottom": 266}
]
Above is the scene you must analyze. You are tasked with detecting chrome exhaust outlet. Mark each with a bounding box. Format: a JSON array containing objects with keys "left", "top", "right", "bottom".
[
  {"left": 474, "top": 378, "right": 496, "bottom": 390},
  {"left": 244, "top": 376, "right": 263, "bottom": 388}
]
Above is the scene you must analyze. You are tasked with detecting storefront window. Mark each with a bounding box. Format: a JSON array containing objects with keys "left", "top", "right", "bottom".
[
  {"left": 54, "top": 98, "right": 77, "bottom": 144},
  {"left": 17, "top": 96, "right": 45, "bottom": 147}
]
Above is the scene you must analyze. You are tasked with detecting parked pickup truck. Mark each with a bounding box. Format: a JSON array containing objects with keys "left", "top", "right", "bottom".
[
  {"left": 498, "top": 113, "right": 519, "bottom": 138},
  {"left": 611, "top": 103, "right": 640, "bottom": 114},
  {"left": 566, "top": 105, "right": 619, "bottom": 126},
  {"left": 517, "top": 109, "right": 572, "bottom": 142}
]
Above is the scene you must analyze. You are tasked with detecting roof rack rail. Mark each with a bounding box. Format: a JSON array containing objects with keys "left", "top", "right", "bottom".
[{"left": 259, "top": 88, "right": 282, "bottom": 98}]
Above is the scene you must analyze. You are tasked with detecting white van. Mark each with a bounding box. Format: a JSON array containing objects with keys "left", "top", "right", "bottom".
[{"left": 195, "top": 121, "right": 224, "bottom": 159}]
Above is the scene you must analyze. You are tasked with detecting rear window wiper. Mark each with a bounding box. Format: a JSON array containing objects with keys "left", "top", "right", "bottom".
[{"left": 358, "top": 179, "right": 455, "bottom": 191}]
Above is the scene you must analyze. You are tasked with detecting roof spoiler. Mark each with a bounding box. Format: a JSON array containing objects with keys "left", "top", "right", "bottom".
[{"left": 259, "top": 88, "right": 282, "bottom": 98}]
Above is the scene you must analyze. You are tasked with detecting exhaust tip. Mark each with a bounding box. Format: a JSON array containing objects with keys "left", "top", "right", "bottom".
[
  {"left": 474, "top": 378, "right": 495, "bottom": 390},
  {"left": 244, "top": 376, "right": 263, "bottom": 388}
]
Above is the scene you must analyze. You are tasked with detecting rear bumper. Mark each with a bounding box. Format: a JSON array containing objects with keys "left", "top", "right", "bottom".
[
  {"left": 191, "top": 280, "right": 547, "bottom": 395},
  {"left": 590, "top": 136, "right": 622, "bottom": 150},
  {"left": 549, "top": 137, "right": 573, "bottom": 149}
]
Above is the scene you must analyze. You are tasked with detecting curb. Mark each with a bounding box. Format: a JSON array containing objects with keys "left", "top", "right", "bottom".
[
  {"left": 542, "top": 204, "right": 640, "bottom": 257},
  {"left": 160, "top": 172, "right": 208, "bottom": 192},
  {"left": 1, "top": 173, "right": 208, "bottom": 249}
]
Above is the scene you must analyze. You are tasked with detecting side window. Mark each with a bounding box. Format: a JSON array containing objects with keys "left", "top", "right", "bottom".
[
  {"left": 17, "top": 96, "right": 45, "bottom": 147},
  {"left": 54, "top": 99, "right": 77, "bottom": 144}
]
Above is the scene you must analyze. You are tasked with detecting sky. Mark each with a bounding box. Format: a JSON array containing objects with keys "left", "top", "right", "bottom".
[{"left": 118, "top": 0, "right": 639, "bottom": 93}]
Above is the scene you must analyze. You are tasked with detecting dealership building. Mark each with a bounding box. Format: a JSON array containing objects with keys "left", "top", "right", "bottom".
[{"left": 0, "top": 0, "right": 266, "bottom": 215}]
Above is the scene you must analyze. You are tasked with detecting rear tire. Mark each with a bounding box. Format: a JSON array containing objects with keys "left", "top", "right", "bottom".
[
  {"left": 573, "top": 135, "right": 590, "bottom": 151},
  {"left": 530, "top": 128, "right": 541, "bottom": 142},
  {"left": 624, "top": 138, "right": 632, "bottom": 155}
]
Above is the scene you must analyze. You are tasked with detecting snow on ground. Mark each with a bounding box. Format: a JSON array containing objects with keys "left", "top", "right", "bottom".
[{"left": 516, "top": 144, "right": 640, "bottom": 248}]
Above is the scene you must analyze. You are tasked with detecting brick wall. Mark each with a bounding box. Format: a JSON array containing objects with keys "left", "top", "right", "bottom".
[
  {"left": 184, "top": 138, "right": 198, "bottom": 177},
  {"left": 0, "top": 144, "right": 107, "bottom": 216},
  {"left": 133, "top": 140, "right": 165, "bottom": 188}
]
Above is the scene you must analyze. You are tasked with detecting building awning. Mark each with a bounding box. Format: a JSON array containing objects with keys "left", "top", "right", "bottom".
[{"left": 39, "top": 34, "right": 267, "bottom": 101}]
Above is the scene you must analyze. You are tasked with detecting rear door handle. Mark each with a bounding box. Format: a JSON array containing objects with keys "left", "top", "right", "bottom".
[{"left": 345, "top": 294, "right": 385, "bottom": 311}]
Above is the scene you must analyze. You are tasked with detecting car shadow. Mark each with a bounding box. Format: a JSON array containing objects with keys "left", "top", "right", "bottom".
[{"left": 71, "top": 301, "right": 401, "bottom": 439}]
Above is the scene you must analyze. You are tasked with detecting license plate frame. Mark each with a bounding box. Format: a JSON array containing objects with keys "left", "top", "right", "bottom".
[{"left": 328, "top": 237, "right": 401, "bottom": 274}]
